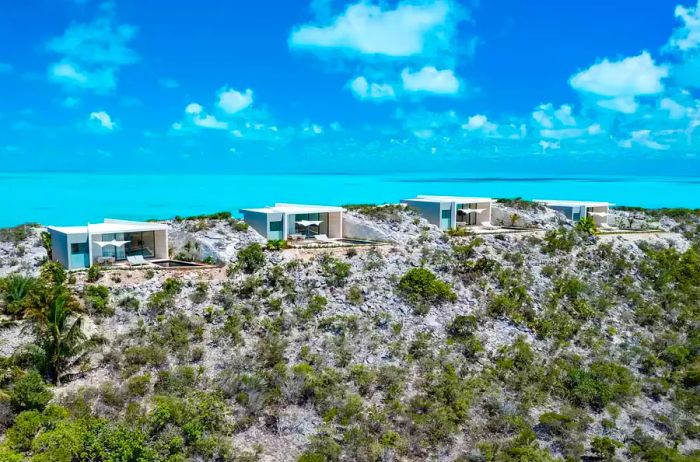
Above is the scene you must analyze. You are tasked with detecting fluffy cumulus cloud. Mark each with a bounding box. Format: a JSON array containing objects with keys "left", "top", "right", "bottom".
[
  {"left": 569, "top": 52, "right": 669, "bottom": 113},
  {"left": 46, "top": 17, "right": 139, "bottom": 92},
  {"left": 177, "top": 87, "right": 254, "bottom": 131},
  {"left": 462, "top": 114, "right": 497, "bottom": 135},
  {"left": 289, "top": 0, "right": 466, "bottom": 102},
  {"left": 401, "top": 66, "right": 459, "bottom": 94},
  {"left": 668, "top": 0, "right": 700, "bottom": 51},
  {"left": 217, "top": 87, "right": 254, "bottom": 114},
  {"left": 89, "top": 111, "right": 116, "bottom": 130},
  {"left": 289, "top": 0, "right": 454, "bottom": 57},
  {"left": 530, "top": 103, "right": 604, "bottom": 140},
  {"left": 619, "top": 130, "right": 670, "bottom": 151},
  {"left": 348, "top": 76, "right": 395, "bottom": 101}
]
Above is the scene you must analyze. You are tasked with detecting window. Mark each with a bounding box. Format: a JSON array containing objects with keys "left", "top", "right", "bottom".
[
  {"left": 71, "top": 242, "right": 88, "bottom": 254},
  {"left": 269, "top": 221, "right": 282, "bottom": 232}
]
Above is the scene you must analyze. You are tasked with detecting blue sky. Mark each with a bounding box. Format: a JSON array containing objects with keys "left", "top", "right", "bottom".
[{"left": 1, "top": 0, "right": 699, "bottom": 175}]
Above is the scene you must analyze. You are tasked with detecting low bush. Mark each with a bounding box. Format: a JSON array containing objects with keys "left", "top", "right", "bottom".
[
  {"left": 237, "top": 243, "right": 266, "bottom": 273},
  {"left": 397, "top": 268, "right": 456, "bottom": 314}
]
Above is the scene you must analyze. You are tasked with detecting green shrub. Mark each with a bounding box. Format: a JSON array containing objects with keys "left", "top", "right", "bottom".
[
  {"left": 85, "top": 284, "right": 111, "bottom": 315},
  {"left": 86, "top": 264, "right": 102, "bottom": 283},
  {"left": 542, "top": 228, "right": 576, "bottom": 254},
  {"left": 0, "top": 273, "right": 36, "bottom": 315},
  {"left": 575, "top": 216, "right": 598, "bottom": 235},
  {"left": 320, "top": 255, "right": 351, "bottom": 287},
  {"left": 10, "top": 371, "right": 53, "bottom": 412},
  {"left": 397, "top": 268, "right": 456, "bottom": 314},
  {"left": 591, "top": 436, "right": 623, "bottom": 461},
  {"left": 446, "top": 315, "right": 477, "bottom": 341},
  {"left": 5, "top": 410, "right": 43, "bottom": 451},
  {"left": 126, "top": 374, "right": 151, "bottom": 397},
  {"left": 237, "top": 243, "right": 266, "bottom": 273},
  {"left": 266, "top": 240, "right": 288, "bottom": 251},
  {"left": 40, "top": 261, "right": 66, "bottom": 286},
  {"left": 346, "top": 285, "right": 364, "bottom": 305},
  {"left": 297, "top": 295, "right": 328, "bottom": 321},
  {"left": 565, "top": 361, "right": 637, "bottom": 409}
]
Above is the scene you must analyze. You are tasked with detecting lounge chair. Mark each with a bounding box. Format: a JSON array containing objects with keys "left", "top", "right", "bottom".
[
  {"left": 127, "top": 255, "right": 148, "bottom": 266},
  {"left": 313, "top": 234, "right": 333, "bottom": 243}
]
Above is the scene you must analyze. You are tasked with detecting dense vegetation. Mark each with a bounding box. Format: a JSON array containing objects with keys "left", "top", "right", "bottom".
[{"left": 0, "top": 206, "right": 698, "bottom": 461}]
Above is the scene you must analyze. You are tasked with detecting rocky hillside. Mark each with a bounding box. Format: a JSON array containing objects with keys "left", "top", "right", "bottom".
[{"left": 0, "top": 204, "right": 698, "bottom": 461}]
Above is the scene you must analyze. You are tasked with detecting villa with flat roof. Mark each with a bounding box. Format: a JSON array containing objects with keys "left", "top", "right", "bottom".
[
  {"left": 47, "top": 219, "right": 169, "bottom": 269},
  {"left": 239, "top": 203, "right": 344, "bottom": 241},
  {"left": 534, "top": 200, "right": 614, "bottom": 226},
  {"left": 401, "top": 195, "right": 495, "bottom": 230}
]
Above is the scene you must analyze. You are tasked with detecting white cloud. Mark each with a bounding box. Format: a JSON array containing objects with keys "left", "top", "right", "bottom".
[
  {"left": 554, "top": 104, "right": 576, "bottom": 126},
  {"left": 462, "top": 114, "right": 497, "bottom": 134},
  {"left": 619, "top": 130, "right": 670, "bottom": 151},
  {"left": 159, "top": 78, "right": 179, "bottom": 89},
  {"left": 181, "top": 102, "right": 228, "bottom": 130},
  {"left": 46, "top": 17, "right": 138, "bottom": 92},
  {"left": 538, "top": 140, "right": 560, "bottom": 152},
  {"left": 569, "top": 52, "right": 669, "bottom": 113},
  {"left": 303, "top": 123, "right": 324, "bottom": 135},
  {"left": 597, "top": 96, "right": 639, "bottom": 114},
  {"left": 532, "top": 104, "right": 578, "bottom": 128},
  {"left": 413, "top": 128, "right": 434, "bottom": 139},
  {"left": 185, "top": 103, "right": 203, "bottom": 115},
  {"left": 660, "top": 97, "right": 689, "bottom": 119},
  {"left": 289, "top": 0, "right": 455, "bottom": 57},
  {"left": 349, "top": 76, "right": 395, "bottom": 101},
  {"left": 532, "top": 105, "right": 554, "bottom": 128},
  {"left": 668, "top": 1, "right": 700, "bottom": 51},
  {"left": 193, "top": 114, "right": 228, "bottom": 130},
  {"left": 217, "top": 87, "right": 254, "bottom": 114},
  {"left": 89, "top": 111, "right": 116, "bottom": 130},
  {"left": 401, "top": 66, "right": 459, "bottom": 94}
]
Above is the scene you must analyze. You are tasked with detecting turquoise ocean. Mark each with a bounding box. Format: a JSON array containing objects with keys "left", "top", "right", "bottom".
[{"left": 1, "top": 172, "right": 700, "bottom": 227}]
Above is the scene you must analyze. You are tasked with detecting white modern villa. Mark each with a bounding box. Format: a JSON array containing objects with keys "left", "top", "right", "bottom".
[
  {"left": 401, "top": 195, "right": 495, "bottom": 230},
  {"left": 47, "top": 219, "right": 169, "bottom": 269},
  {"left": 239, "top": 203, "right": 344, "bottom": 241},
  {"left": 534, "top": 200, "right": 614, "bottom": 226}
]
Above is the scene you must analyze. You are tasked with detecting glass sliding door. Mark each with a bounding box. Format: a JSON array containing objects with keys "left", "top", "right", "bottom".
[{"left": 125, "top": 231, "right": 156, "bottom": 258}]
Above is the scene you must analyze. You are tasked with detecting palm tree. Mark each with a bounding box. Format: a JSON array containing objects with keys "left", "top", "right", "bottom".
[
  {"left": 0, "top": 274, "right": 36, "bottom": 315},
  {"left": 25, "top": 287, "right": 91, "bottom": 385}
]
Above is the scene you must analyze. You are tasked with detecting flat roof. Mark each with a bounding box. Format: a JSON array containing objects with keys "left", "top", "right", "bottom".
[
  {"left": 240, "top": 203, "right": 345, "bottom": 215},
  {"left": 47, "top": 219, "right": 168, "bottom": 235},
  {"left": 533, "top": 199, "right": 615, "bottom": 207},
  {"left": 404, "top": 195, "right": 495, "bottom": 204}
]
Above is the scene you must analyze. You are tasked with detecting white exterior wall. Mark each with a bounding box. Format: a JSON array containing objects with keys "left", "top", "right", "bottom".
[
  {"left": 587, "top": 205, "right": 609, "bottom": 226},
  {"left": 327, "top": 211, "right": 343, "bottom": 238},
  {"left": 155, "top": 229, "right": 169, "bottom": 259}
]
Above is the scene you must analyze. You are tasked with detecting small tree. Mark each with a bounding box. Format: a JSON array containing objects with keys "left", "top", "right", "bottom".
[
  {"left": 0, "top": 274, "right": 37, "bottom": 315},
  {"left": 39, "top": 262, "right": 65, "bottom": 287},
  {"left": 9, "top": 371, "right": 53, "bottom": 412},
  {"left": 40, "top": 232, "right": 52, "bottom": 260},
  {"left": 237, "top": 243, "right": 266, "bottom": 273},
  {"left": 576, "top": 216, "right": 598, "bottom": 236},
  {"left": 397, "top": 268, "right": 456, "bottom": 314},
  {"left": 25, "top": 287, "right": 91, "bottom": 385}
]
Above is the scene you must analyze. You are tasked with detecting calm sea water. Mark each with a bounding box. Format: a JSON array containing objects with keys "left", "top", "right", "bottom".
[{"left": 1, "top": 172, "right": 699, "bottom": 227}]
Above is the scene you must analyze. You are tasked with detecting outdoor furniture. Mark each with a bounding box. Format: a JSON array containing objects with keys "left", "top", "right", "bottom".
[
  {"left": 96, "top": 256, "right": 115, "bottom": 265},
  {"left": 296, "top": 220, "right": 323, "bottom": 238},
  {"left": 313, "top": 234, "right": 333, "bottom": 243},
  {"left": 127, "top": 255, "right": 148, "bottom": 266}
]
